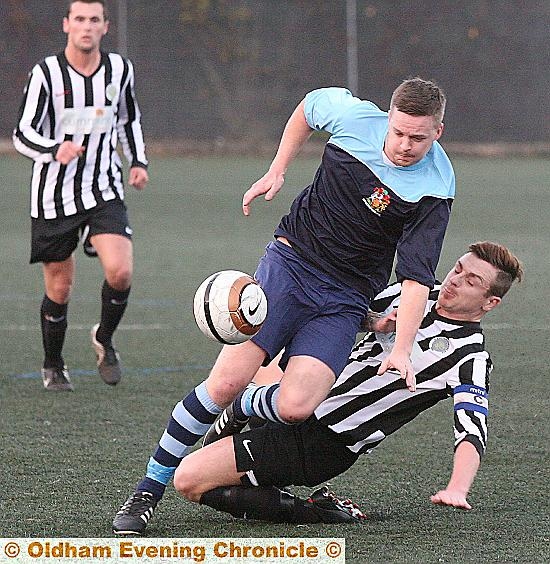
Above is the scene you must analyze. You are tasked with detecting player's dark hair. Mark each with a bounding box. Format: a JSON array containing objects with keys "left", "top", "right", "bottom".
[
  {"left": 66, "top": 0, "right": 108, "bottom": 20},
  {"left": 390, "top": 77, "right": 446, "bottom": 124},
  {"left": 469, "top": 241, "right": 523, "bottom": 297}
]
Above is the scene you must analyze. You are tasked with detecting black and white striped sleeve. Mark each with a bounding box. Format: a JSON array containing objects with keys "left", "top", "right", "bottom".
[
  {"left": 12, "top": 65, "right": 58, "bottom": 163},
  {"left": 368, "top": 282, "right": 402, "bottom": 313},
  {"left": 116, "top": 59, "right": 147, "bottom": 169},
  {"left": 452, "top": 354, "right": 492, "bottom": 457}
]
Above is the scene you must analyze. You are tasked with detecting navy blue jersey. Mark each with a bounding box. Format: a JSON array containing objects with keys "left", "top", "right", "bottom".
[{"left": 275, "top": 87, "right": 455, "bottom": 299}]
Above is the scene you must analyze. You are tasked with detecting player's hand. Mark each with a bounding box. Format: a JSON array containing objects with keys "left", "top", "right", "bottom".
[
  {"left": 129, "top": 166, "right": 148, "bottom": 190},
  {"left": 430, "top": 488, "right": 472, "bottom": 510},
  {"left": 242, "top": 170, "right": 285, "bottom": 216},
  {"left": 55, "top": 141, "right": 85, "bottom": 165},
  {"left": 377, "top": 348, "right": 416, "bottom": 392}
]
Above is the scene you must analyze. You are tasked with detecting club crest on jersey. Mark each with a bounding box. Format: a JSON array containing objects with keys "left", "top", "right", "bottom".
[
  {"left": 105, "top": 83, "right": 119, "bottom": 102},
  {"left": 363, "top": 187, "right": 391, "bottom": 216},
  {"left": 429, "top": 336, "right": 450, "bottom": 353}
]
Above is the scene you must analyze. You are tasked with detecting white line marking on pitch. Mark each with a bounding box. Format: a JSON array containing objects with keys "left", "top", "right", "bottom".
[{"left": 0, "top": 323, "right": 177, "bottom": 331}]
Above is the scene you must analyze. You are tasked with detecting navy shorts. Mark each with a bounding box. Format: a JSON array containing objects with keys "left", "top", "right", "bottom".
[
  {"left": 251, "top": 240, "right": 370, "bottom": 376},
  {"left": 233, "top": 417, "right": 359, "bottom": 487},
  {"left": 30, "top": 199, "right": 131, "bottom": 263}
]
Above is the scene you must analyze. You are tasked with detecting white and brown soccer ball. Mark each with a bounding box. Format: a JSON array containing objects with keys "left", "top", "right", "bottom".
[{"left": 193, "top": 270, "right": 268, "bottom": 345}]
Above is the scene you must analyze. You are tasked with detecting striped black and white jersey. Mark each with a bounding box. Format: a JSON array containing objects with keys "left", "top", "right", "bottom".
[
  {"left": 13, "top": 51, "right": 147, "bottom": 219},
  {"left": 314, "top": 283, "right": 491, "bottom": 458}
]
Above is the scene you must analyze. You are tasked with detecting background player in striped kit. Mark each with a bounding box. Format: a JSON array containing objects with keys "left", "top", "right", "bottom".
[
  {"left": 13, "top": 0, "right": 148, "bottom": 391},
  {"left": 159, "top": 241, "right": 522, "bottom": 526}
]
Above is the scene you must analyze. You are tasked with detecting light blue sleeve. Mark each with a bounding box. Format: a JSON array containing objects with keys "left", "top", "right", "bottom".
[{"left": 304, "top": 87, "right": 373, "bottom": 134}]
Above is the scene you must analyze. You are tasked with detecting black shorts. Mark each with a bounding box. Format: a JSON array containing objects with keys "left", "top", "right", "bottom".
[
  {"left": 233, "top": 417, "right": 359, "bottom": 488},
  {"left": 30, "top": 199, "right": 131, "bottom": 264}
]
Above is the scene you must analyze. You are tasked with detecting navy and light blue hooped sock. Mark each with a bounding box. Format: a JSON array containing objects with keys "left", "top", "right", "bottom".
[
  {"left": 235, "top": 383, "right": 284, "bottom": 423},
  {"left": 136, "top": 382, "right": 222, "bottom": 499}
]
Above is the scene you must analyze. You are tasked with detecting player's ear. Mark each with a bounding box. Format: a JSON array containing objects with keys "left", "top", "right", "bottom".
[
  {"left": 434, "top": 122, "right": 444, "bottom": 140},
  {"left": 63, "top": 17, "right": 70, "bottom": 34},
  {"left": 482, "top": 295, "right": 501, "bottom": 312}
]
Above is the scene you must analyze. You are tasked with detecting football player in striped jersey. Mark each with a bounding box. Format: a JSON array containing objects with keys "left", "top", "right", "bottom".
[{"left": 13, "top": 1, "right": 148, "bottom": 391}]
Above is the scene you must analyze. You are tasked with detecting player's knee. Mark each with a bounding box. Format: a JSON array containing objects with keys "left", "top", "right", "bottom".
[
  {"left": 173, "top": 464, "right": 202, "bottom": 503},
  {"left": 206, "top": 377, "right": 247, "bottom": 407},
  {"left": 276, "top": 399, "right": 313, "bottom": 424},
  {"left": 105, "top": 266, "right": 132, "bottom": 290},
  {"left": 276, "top": 384, "right": 319, "bottom": 423},
  {"left": 49, "top": 281, "right": 73, "bottom": 304}
]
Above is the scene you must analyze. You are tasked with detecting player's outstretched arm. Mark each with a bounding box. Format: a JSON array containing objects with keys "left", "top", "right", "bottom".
[
  {"left": 242, "top": 99, "right": 313, "bottom": 216},
  {"left": 377, "top": 280, "right": 429, "bottom": 391},
  {"left": 430, "top": 441, "right": 480, "bottom": 510}
]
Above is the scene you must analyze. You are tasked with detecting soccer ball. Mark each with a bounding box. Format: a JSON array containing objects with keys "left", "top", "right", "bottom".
[{"left": 193, "top": 270, "right": 268, "bottom": 344}]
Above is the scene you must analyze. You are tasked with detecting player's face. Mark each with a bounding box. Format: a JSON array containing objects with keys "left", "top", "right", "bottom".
[
  {"left": 384, "top": 109, "right": 443, "bottom": 167},
  {"left": 63, "top": 2, "right": 108, "bottom": 54},
  {"left": 437, "top": 253, "right": 501, "bottom": 321}
]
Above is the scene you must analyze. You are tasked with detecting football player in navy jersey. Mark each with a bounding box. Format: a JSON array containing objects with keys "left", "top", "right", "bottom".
[
  {"left": 113, "top": 78, "right": 456, "bottom": 535},
  {"left": 13, "top": 1, "right": 148, "bottom": 391},
  {"left": 167, "top": 242, "right": 522, "bottom": 525}
]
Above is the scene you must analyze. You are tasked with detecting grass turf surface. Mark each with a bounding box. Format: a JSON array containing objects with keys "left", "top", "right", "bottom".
[{"left": 1, "top": 154, "right": 549, "bottom": 562}]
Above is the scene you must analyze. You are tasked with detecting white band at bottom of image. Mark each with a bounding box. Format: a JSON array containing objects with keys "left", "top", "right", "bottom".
[{"left": 1, "top": 538, "right": 345, "bottom": 563}]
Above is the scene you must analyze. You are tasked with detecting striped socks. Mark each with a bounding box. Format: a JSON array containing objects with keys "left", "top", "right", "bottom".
[
  {"left": 235, "top": 383, "right": 284, "bottom": 423},
  {"left": 136, "top": 382, "right": 222, "bottom": 498}
]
